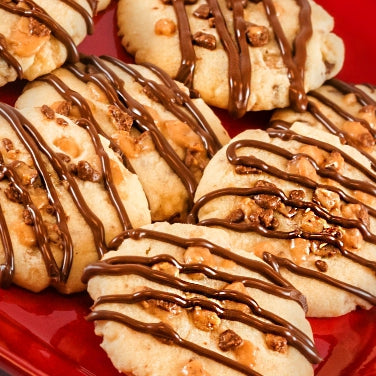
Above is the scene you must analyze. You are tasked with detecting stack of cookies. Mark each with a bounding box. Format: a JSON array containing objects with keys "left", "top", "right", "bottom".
[{"left": 0, "top": 1, "right": 374, "bottom": 376}]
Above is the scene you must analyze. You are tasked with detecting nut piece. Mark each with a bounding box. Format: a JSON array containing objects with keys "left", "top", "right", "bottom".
[
  {"left": 179, "top": 359, "right": 210, "bottom": 376},
  {"left": 218, "top": 329, "right": 243, "bottom": 351},
  {"left": 192, "top": 31, "right": 216, "bottom": 50},
  {"left": 108, "top": 105, "right": 133, "bottom": 131},
  {"left": 315, "top": 259, "right": 328, "bottom": 272},
  {"left": 265, "top": 333, "right": 288, "bottom": 354},
  {"left": 342, "top": 120, "right": 375, "bottom": 152},
  {"left": 225, "top": 208, "right": 245, "bottom": 223},
  {"left": 193, "top": 4, "right": 211, "bottom": 19},
  {"left": 191, "top": 306, "right": 221, "bottom": 331},
  {"left": 155, "top": 18, "right": 177, "bottom": 36},
  {"left": 41, "top": 104, "right": 55, "bottom": 120},
  {"left": 69, "top": 160, "right": 101, "bottom": 182},
  {"left": 246, "top": 23, "right": 269, "bottom": 47}
]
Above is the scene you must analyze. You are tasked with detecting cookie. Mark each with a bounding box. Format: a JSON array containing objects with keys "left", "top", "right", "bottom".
[
  {"left": 117, "top": 0, "right": 344, "bottom": 117},
  {"left": 0, "top": 101, "right": 150, "bottom": 294},
  {"left": 0, "top": 0, "right": 110, "bottom": 87},
  {"left": 83, "top": 222, "right": 320, "bottom": 376},
  {"left": 191, "top": 126, "right": 376, "bottom": 317},
  {"left": 16, "top": 55, "right": 230, "bottom": 222},
  {"left": 271, "top": 79, "right": 376, "bottom": 172}
]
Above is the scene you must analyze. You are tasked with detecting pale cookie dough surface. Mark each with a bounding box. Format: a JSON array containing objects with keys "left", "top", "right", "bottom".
[
  {"left": 84, "top": 222, "right": 318, "bottom": 376},
  {"left": 117, "top": 0, "right": 344, "bottom": 116},
  {"left": 0, "top": 101, "right": 150, "bottom": 294},
  {"left": 16, "top": 57, "right": 229, "bottom": 222},
  {"left": 0, "top": 0, "right": 110, "bottom": 87},
  {"left": 193, "top": 127, "right": 376, "bottom": 317}
]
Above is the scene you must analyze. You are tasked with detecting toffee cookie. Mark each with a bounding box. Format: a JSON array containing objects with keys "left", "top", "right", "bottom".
[
  {"left": 83, "top": 222, "right": 320, "bottom": 376},
  {"left": 271, "top": 79, "right": 376, "bottom": 172},
  {"left": 16, "top": 56, "right": 230, "bottom": 222},
  {"left": 117, "top": 0, "right": 344, "bottom": 117},
  {"left": 191, "top": 126, "right": 376, "bottom": 317},
  {"left": 0, "top": 102, "right": 150, "bottom": 294},
  {"left": 0, "top": 0, "right": 110, "bottom": 87}
]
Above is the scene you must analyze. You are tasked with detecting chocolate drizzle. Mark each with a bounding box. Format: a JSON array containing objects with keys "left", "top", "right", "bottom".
[
  {"left": 188, "top": 136, "right": 376, "bottom": 306},
  {"left": 63, "top": 54, "right": 225, "bottom": 210},
  {"left": 165, "top": 0, "right": 313, "bottom": 117},
  {"left": 0, "top": 102, "right": 73, "bottom": 287},
  {"left": 82, "top": 228, "right": 321, "bottom": 371},
  {"left": 0, "top": 0, "right": 97, "bottom": 80}
]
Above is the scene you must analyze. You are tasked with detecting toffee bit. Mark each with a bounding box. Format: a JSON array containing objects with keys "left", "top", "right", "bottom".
[
  {"left": 193, "top": 4, "right": 211, "bottom": 19},
  {"left": 55, "top": 101, "right": 72, "bottom": 116},
  {"left": 226, "top": 208, "right": 245, "bottom": 223},
  {"left": 265, "top": 333, "right": 288, "bottom": 354},
  {"left": 28, "top": 18, "right": 50, "bottom": 37},
  {"left": 315, "top": 259, "right": 328, "bottom": 272},
  {"left": 1, "top": 138, "right": 14, "bottom": 152},
  {"left": 108, "top": 105, "right": 133, "bottom": 131},
  {"left": 4, "top": 183, "right": 22, "bottom": 203},
  {"left": 76, "top": 160, "right": 101, "bottom": 182},
  {"left": 56, "top": 118, "right": 68, "bottom": 127},
  {"left": 23, "top": 208, "right": 34, "bottom": 225},
  {"left": 41, "top": 104, "right": 55, "bottom": 120},
  {"left": 246, "top": 23, "right": 269, "bottom": 47},
  {"left": 218, "top": 329, "right": 243, "bottom": 351},
  {"left": 192, "top": 31, "right": 216, "bottom": 50}
]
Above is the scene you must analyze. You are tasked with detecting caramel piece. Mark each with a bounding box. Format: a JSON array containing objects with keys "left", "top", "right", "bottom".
[
  {"left": 218, "top": 329, "right": 243, "bottom": 351},
  {"left": 234, "top": 340, "right": 257, "bottom": 369},
  {"left": 191, "top": 306, "right": 220, "bottom": 331},
  {"left": 179, "top": 359, "right": 210, "bottom": 376},
  {"left": 192, "top": 31, "right": 216, "bottom": 50},
  {"left": 155, "top": 18, "right": 177, "bottom": 36},
  {"left": 53, "top": 136, "right": 81, "bottom": 158},
  {"left": 265, "top": 333, "right": 288, "bottom": 354}
]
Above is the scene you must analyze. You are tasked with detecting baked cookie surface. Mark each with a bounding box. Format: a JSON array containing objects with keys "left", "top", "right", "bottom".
[
  {"left": 16, "top": 56, "right": 229, "bottom": 222},
  {"left": 117, "top": 0, "right": 344, "bottom": 117},
  {"left": 83, "top": 222, "right": 319, "bottom": 376},
  {"left": 192, "top": 126, "right": 376, "bottom": 317},
  {"left": 0, "top": 0, "right": 110, "bottom": 87},
  {"left": 0, "top": 101, "right": 150, "bottom": 294}
]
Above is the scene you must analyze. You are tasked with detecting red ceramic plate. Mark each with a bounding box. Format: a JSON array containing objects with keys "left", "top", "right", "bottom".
[{"left": 0, "top": 1, "right": 375, "bottom": 375}]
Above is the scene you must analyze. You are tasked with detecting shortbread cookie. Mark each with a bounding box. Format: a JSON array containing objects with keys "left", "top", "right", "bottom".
[
  {"left": 0, "top": 0, "right": 110, "bottom": 87},
  {"left": 83, "top": 222, "right": 320, "bottom": 376},
  {"left": 192, "top": 126, "right": 376, "bottom": 317},
  {"left": 117, "top": 0, "right": 344, "bottom": 117},
  {"left": 271, "top": 79, "right": 376, "bottom": 172},
  {"left": 0, "top": 102, "right": 150, "bottom": 294},
  {"left": 16, "top": 56, "right": 230, "bottom": 222}
]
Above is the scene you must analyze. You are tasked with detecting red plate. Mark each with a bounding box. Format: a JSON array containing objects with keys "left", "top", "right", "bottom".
[{"left": 0, "top": 1, "right": 375, "bottom": 375}]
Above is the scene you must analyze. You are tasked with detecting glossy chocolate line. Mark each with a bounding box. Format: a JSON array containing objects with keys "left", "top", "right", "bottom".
[
  {"left": 142, "top": 61, "right": 223, "bottom": 153},
  {"left": 227, "top": 139, "right": 376, "bottom": 221},
  {"left": 63, "top": 62, "right": 135, "bottom": 173},
  {"left": 108, "top": 228, "right": 298, "bottom": 291},
  {"left": 83, "top": 260, "right": 318, "bottom": 362},
  {"left": 328, "top": 78, "right": 376, "bottom": 107},
  {"left": 17, "top": 108, "right": 108, "bottom": 258},
  {"left": 172, "top": 0, "right": 196, "bottom": 89},
  {"left": 263, "top": 252, "right": 376, "bottom": 305},
  {"left": 262, "top": 0, "right": 311, "bottom": 112},
  {"left": 0, "top": 103, "right": 74, "bottom": 284},
  {"left": 309, "top": 90, "right": 376, "bottom": 138},
  {"left": 0, "top": 0, "right": 79, "bottom": 63},
  {"left": 189, "top": 185, "right": 376, "bottom": 254},
  {"left": 0, "top": 162, "right": 60, "bottom": 280},
  {"left": 60, "top": 0, "right": 94, "bottom": 34},
  {"left": 84, "top": 55, "right": 198, "bottom": 205},
  {"left": 0, "top": 199, "right": 13, "bottom": 288},
  {"left": 267, "top": 126, "right": 376, "bottom": 187},
  {"left": 75, "top": 118, "right": 132, "bottom": 230},
  {"left": 101, "top": 56, "right": 221, "bottom": 156},
  {"left": 91, "top": 288, "right": 319, "bottom": 363},
  {"left": 39, "top": 74, "right": 134, "bottom": 230},
  {"left": 207, "top": 0, "right": 250, "bottom": 118},
  {"left": 86, "top": 309, "right": 264, "bottom": 376},
  {"left": 306, "top": 100, "right": 376, "bottom": 171},
  {"left": 0, "top": 34, "right": 23, "bottom": 80},
  {"left": 92, "top": 252, "right": 305, "bottom": 307},
  {"left": 229, "top": 138, "right": 376, "bottom": 198}
]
